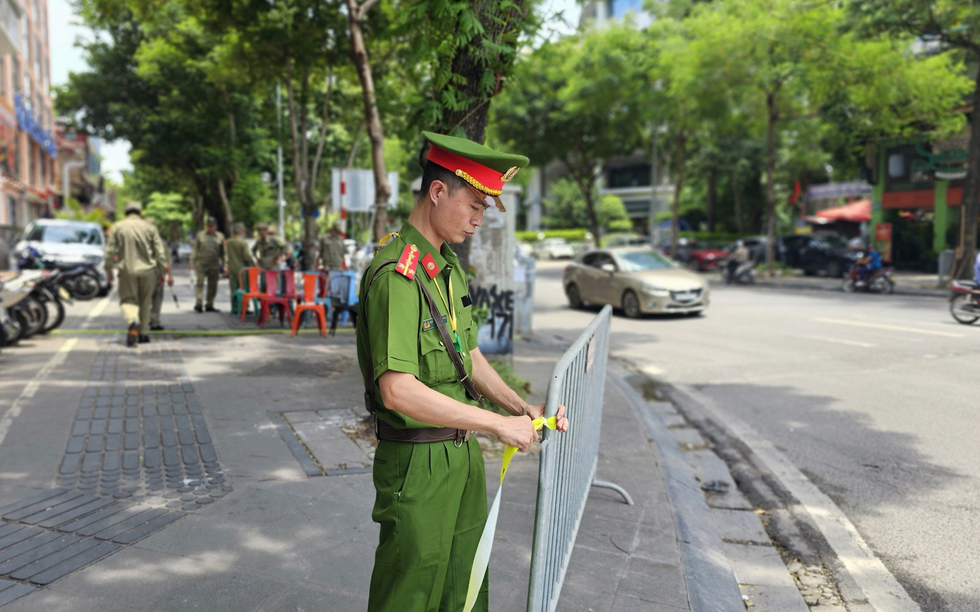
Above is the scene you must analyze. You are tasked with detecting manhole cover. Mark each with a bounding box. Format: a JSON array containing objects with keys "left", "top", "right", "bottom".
[
  {"left": 246, "top": 357, "right": 350, "bottom": 378},
  {"left": 270, "top": 408, "right": 375, "bottom": 476}
]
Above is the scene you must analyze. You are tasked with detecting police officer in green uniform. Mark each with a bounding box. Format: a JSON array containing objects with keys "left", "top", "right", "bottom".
[
  {"left": 225, "top": 222, "right": 256, "bottom": 313},
  {"left": 146, "top": 219, "right": 173, "bottom": 331},
  {"left": 192, "top": 217, "right": 225, "bottom": 312},
  {"left": 318, "top": 220, "right": 346, "bottom": 270},
  {"left": 105, "top": 201, "right": 168, "bottom": 347},
  {"left": 357, "top": 132, "right": 568, "bottom": 612},
  {"left": 252, "top": 221, "right": 288, "bottom": 270}
]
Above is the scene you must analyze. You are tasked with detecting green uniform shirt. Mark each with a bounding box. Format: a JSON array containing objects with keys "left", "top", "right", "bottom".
[
  {"left": 252, "top": 235, "right": 287, "bottom": 269},
  {"left": 319, "top": 234, "right": 346, "bottom": 269},
  {"left": 357, "top": 223, "right": 478, "bottom": 430},
  {"left": 106, "top": 214, "right": 168, "bottom": 276},
  {"left": 225, "top": 235, "right": 256, "bottom": 273},
  {"left": 192, "top": 230, "right": 225, "bottom": 270}
]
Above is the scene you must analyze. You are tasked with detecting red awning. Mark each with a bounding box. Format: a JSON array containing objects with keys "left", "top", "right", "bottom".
[{"left": 815, "top": 199, "right": 871, "bottom": 222}]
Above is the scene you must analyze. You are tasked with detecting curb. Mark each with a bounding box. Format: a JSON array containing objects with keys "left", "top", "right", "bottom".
[
  {"left": 607, "top": 367, "right": 745, "bottom": 612},
  {"left": 711, "top": 278, "right": 948, "bottom": 299}
]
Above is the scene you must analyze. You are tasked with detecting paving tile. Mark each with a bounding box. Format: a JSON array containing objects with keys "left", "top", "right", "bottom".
[
  {"left": 723, "top": 542, "right": 797, "bottom": 588},
  {"left": 64, "top": 437, "right": 85, "bottom": 454},
  {"left": 739, "top": 584, "right": 809, "bottom": 612},
  {"left": 111, "top": 512, "right": 182, "bottom": 545},
  {"left": 3, "top": 492, "right": 84, "bottom": 523},
  {"left": 93, "top": 509, "right": 167, "bottom": 542},
  {"left": 18, "top": 495, "right": 101, "bottom": 526},
  {"left": 0, "top": 491, "right": 67, "bottom": 518},
  {"left": 0, "top": 534, "right": 81, "bottom": 575},
  {"left": 26, "top": 542, "right": 120, "bottom": 586},
  {"left": 56, "top": 503, "right": 127, "bottom": 534},
  {"left": 0, "top": 532, "right": 63, "bottom": 567},
  {"left": 9, "top": 539, "right": 100, "bottom": 581},
  {"left": 123, "top": 433, "right": 140, "bottom": 450},
  {"left": 0, "top": 581, "right": 34, "bottom": 606},
  {"left": 37, "top": 498, "right": 117, "bottom": 530}
]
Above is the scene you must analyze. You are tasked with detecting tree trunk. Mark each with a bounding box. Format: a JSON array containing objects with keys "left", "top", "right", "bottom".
[
  {"left": 731, "top": 173, "right": 743, "bottom": 235},
  {"left": 215, "top": 179, "right": 233, "bottom": 236},
  {"left": 303, "top": 213, "right": 317, "bottom": 272},
  {"left": 585, "top": 188, "right": 601, "bottom": 248},
  {"left": 671, "top": 132, "right": 686, "bottom": 258},
  {"left": 706, "top": 165, "right": 716, "bottom": 232},
  {"left": 953, "top": 69, "right": 980, "bottom": 279},
  {"left": 764, "top": 93, "right": 778, "bottom": 276},
  {"left": 346, "top": 0, "right": 391, "bottom": 243}
]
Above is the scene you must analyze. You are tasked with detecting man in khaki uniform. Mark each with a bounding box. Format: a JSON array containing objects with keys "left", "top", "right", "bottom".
[
  {"left": 147, "top": 219, "right": 173, "bottom": 331},
  {"left": 105, "top": 201, "right": 168, "bottom": 347},
  {"left": 318, "top": 220, "right": 346, "bottom": 270},
  {"left": 225, "top": 222, "right": 255, "bottom": 314},
  {"left": 251, "top": 221, "right": 288, "bottom": 270},
  {"left": 192, "top": 216, "right": 225, "bottom": 312}
]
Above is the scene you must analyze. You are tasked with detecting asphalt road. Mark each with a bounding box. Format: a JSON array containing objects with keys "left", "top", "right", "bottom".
[{"left": 531, "top": 260, "right": 980, "bottom": 612}]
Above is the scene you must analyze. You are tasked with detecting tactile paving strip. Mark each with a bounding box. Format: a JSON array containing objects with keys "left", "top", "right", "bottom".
[{"left": 0, "top": 336, "right": 232, "bottom": 606}]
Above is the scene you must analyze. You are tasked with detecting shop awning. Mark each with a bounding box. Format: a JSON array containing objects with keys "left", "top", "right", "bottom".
[{"left": 815, "top": 199, "right": 871, "bottom": 222}]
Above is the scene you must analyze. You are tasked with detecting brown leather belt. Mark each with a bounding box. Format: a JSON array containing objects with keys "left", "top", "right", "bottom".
[{"left": 376, "top": 419, "right": 471, "bottom": 445}]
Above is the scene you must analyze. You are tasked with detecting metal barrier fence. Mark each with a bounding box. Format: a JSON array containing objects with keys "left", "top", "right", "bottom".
[{"left": 527, "top": 305, "right": 632, "bottom": 612}]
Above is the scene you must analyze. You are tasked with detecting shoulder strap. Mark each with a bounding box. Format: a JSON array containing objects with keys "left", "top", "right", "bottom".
[{"left": 416, "top": 279, "right": 483, "bottom": 402}]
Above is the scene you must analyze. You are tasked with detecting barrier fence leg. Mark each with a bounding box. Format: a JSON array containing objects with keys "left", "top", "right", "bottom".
[{"left": 591, "top": 479, "right": 634, "bottom": 505}]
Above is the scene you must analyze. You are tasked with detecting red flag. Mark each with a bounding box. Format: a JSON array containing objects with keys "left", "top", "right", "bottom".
[{"left": 789, "top": 180, "right": 801, "bottom": 204}]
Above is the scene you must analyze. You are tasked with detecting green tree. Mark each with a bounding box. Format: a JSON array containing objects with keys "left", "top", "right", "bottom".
[
  {"left": 142, "top": 191, "right": 193, "bottom": 242},
  {"left": 848, "top": 0, "right": 980, "bottom": 278},
  {"left": 542, "top": 178, "right": 631, "bottom": 232},
  {"left": 493, "top": 23, "right": 654, "bottom": 246}
]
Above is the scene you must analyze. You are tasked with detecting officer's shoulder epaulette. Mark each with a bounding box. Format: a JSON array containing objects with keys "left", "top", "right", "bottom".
[{"left": 395, "top": 244, "right": 420, "bottom": 281}]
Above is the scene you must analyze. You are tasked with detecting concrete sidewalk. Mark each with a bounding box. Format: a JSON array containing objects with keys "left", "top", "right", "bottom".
[{"left": 0, "top": 271, "right": 771, "bottom": 611}]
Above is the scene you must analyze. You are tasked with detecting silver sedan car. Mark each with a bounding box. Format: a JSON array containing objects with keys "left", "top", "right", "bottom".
[{"left": 563, "top": 247, "right": 709, "bottom": 317}]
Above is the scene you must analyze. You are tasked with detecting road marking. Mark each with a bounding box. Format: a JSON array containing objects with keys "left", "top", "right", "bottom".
[
  {"left": 85, "top": 294, "right": 113, "bottom": 326},
  {"left": 0, "top": 338, "right": 78, "bottom": 450},
  {"left": 815, "top": 317, "right": 963, "bottom": 338},
  {"left": 678, "top": 385, "right": 920, "bottom": 612},
  {"left": 796, "top": 334, "right": 876, "bottom": 348}
]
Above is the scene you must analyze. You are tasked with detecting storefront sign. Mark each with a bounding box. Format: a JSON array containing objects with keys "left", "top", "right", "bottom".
[
  {"left": 911, "top": 141, "right": 967, "bottom": 180},
  {"left": 807, "top": 181, "right": 872, "bottom": 200},
  {"left": 14, "top": 93, "right": 55, "bottom": 157},
  {"left": 875, "top": 223, "right": 892, "bottom": 263}
]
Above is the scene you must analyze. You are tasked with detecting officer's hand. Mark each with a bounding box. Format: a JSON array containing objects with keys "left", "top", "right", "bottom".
[
  {"left": 524, "top": 402, "right": 569, "bottom": 433},
  {"left": 496, "top": 415, "right": 538, "bottom": 452},
  {"left": 167, "top": 276, "right": 174, "bottom": 287}
]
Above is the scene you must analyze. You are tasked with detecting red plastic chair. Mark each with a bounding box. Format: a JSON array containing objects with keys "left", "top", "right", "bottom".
[
  {"left": 257, "top": 270, "right": 294, "bottom": 328},
  {"left": 291, "top": 272, "right": 328, "bottom": 337},
  {"left": 239, "top": 267, "right": 264, "bottom": 321}
]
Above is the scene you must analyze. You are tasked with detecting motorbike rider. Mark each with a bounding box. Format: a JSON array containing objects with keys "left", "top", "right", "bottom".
[
  {"left": 855, "top": 243, "right": 882, "bottom": 286},
  {"left": 727, "top": 240, "right": 750, "bottom": 281}
]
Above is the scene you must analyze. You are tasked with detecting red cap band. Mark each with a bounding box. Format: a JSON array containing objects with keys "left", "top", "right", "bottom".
[{"left": 427, "top": 145, "right": 504, "bottom": 196}]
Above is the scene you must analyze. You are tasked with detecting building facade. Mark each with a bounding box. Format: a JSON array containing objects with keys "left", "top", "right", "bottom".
[{"left": 0, "top": 0, "right": 55, "bottom": 266}]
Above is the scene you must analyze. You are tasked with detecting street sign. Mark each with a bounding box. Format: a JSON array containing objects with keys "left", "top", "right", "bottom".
[
  {"left": 331, "top": 169, "right": 398, "bottom": 213},
  {"left": 807, "top": 182, "right": 872, "bottom": 200}
]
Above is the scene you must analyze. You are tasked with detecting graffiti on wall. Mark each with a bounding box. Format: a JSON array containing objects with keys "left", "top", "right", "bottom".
[{"left": 469, "top": 282, "right": 514, "bottom": 354}]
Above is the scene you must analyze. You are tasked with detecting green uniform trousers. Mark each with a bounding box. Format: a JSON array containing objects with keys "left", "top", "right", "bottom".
[
  {"left": 368, "top": 436, "right": 489, "bottom": 612},
  {"left": 195, "top": 265, "right": 220, "bottom": 308},
  {"left": 150, "top": 278, "right": 163, "bottom": 327},
  {"left": 118, "top": 269, "right": 156, "bottom": 335}
]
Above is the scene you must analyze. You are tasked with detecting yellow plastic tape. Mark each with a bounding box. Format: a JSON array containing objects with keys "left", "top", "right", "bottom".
[{"left": 464, "top": 415, "right": 558, "bottom": 612}]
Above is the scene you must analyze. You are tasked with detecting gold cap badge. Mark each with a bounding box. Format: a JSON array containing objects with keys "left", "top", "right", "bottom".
[{"left": 501, "top": 166, "right": 520, "bottom": 183}]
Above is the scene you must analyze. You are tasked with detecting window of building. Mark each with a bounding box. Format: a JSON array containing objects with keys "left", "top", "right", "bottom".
[
  {"left": 34, "top": 38, "right": 39, "bottom": 84},
  {"left": 607, "top": 163, "right": 652, "bottom": 189},
  {"left": 8, "top": 196, "right": 16, "bottom": 226},
  {"left": 12, "top": 57, "right": 19, "bottom": 94},
  {"left": 28, "top": 144, "right": 35, "bottom": 185}
]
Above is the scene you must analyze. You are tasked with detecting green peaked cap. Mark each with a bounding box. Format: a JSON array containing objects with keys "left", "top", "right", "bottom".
[{"left": 422, "top": 131, "right": 529, "bottom": 177}]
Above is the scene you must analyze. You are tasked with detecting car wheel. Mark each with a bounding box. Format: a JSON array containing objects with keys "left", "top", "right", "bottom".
[
  {"left": 622, "top": 290, "right": 641, "bottom": 318},
  {"left": 566, "top": 283, "right": 583, "bottom": 309}
]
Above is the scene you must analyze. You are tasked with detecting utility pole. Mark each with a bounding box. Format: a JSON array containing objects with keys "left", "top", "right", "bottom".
[{"left": 276, "top": 84, "right": 286, "bottom": 239}]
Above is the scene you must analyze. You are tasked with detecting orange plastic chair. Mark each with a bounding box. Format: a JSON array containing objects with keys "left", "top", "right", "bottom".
[
  {"left": 239, "top": 267, "right": 264, "bottom": 321},
  {"left": 291, "top": 272, "right": 328, "bottom": 337},
  {"left": 234, "top": 267, "right": 261, "bottom": 317},
  {"left": 257, "top": 270, "right": 294, "bottom": 328}
]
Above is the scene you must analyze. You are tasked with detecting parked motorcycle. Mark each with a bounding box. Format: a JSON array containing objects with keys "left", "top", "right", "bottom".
[
  {"left": 721, "top": 260, "right": 756, "bottom": 285},
  {"left": 841, "top": 264, "right": 895, "bottom": 294},
  {"left": 0, "top": 272, "right": 46, "bottom": 342},
  {"left": 949, "top": 280, "right": 980, "bottom": 325},
  {"left": 17, "top": 246, "right": 102, "bottom": 301},
  {"left": 0, "top": 281, "right": 22, "bottom": 349}
]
